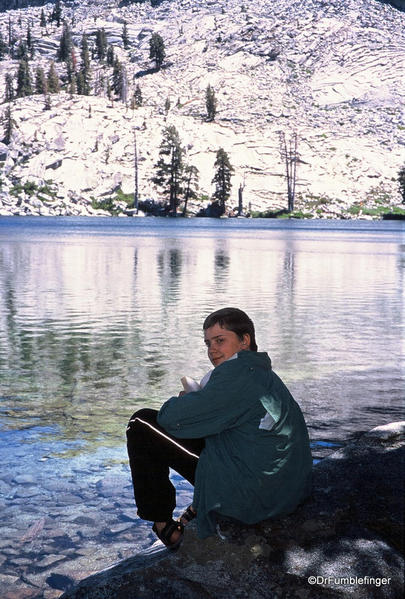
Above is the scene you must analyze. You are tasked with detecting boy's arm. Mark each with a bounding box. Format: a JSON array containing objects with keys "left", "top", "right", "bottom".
[{"left": 157, "top": 361, "right": 253, "bottom": 438}]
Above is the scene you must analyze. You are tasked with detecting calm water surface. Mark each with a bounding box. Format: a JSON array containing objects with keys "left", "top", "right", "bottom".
[{"left": 0, "top": 216, "right": 403, "bottom": 589}]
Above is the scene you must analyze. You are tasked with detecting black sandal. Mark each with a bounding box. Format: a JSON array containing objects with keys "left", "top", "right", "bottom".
[
  {"left": 152, "top": 519, "right": 184, "bottom": 550},
  {"left": 180, "top": 505, "right": 197, "bottom": 525}
]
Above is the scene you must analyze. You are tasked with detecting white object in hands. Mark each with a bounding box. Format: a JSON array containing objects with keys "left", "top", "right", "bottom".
[
  {"left": 181, "top": 369, "right": 213, "bottom": 393},
  {"left": 181, "top": 376, "right": 201, "bottom": 393}
]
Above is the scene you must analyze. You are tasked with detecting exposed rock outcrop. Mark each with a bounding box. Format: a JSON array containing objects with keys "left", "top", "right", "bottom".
[
  {"left": 60, "top": 422, "right": 404, "bottom": 599},
  {"left": 0, "top": 0, "right": 404, "bottom": 217}
]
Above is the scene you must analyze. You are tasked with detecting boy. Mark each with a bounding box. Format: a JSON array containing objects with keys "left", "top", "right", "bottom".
[{"left": 126, "top": 307, "right": 312, "bottom": 547}]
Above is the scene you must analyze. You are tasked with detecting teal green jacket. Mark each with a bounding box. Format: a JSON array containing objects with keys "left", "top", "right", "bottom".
[{"left": 157, "top": 351, "right": 312, "bottom": 538}]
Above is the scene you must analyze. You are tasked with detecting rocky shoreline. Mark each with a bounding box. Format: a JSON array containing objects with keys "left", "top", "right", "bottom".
[
  {"left": 56, "top": 421, "right": 404, "bottom": 599},
  {"left": 0, "top": 422, "right": 405, "bottom": 599},
  {"left": 2, "top": 422, "right": 402, "bottom": 599}
]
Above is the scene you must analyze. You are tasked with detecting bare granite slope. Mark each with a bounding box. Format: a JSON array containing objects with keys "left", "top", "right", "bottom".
[{"left": 0, "top": 0, "right": 404, "bottom": 217}]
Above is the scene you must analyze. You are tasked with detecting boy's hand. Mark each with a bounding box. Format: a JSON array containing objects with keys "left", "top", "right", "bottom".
[{"left": 178, "top": 390, "right": 186, "bottom": 397}]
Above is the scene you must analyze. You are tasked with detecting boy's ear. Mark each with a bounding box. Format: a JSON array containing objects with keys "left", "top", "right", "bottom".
[{"left": 242, "top": 333, "right": 251, "bottom": 348}]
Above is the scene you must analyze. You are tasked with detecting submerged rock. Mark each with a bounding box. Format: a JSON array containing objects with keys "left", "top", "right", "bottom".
[{"left": 60, "top": 422, "right": 404, "bottom": 599}]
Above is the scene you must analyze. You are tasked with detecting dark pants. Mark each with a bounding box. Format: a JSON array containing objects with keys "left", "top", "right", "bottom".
[{"left": 126, "top": 408, "right": 205, "bottom": 522}]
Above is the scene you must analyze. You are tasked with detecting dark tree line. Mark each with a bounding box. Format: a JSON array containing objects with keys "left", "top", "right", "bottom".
[
  {"left": 0, "top": 9, "right": 170, "bottom": 104},
  {"left": 0, "top": 0, "right": 48, "bottom": 10},
  {"left": 151, "top": 125, "right": 233, "bottom": 216}
]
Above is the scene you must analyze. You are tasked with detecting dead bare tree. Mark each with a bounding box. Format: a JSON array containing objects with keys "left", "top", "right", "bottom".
[
  {"left": 279, "top": 132, "right": 298, "bottom": 212},
  {"left": 133, "top": 130, "right": 139, "bottom": 214},
  {"left": 238, "top": 175, "right": 246, "bottom": 216}
]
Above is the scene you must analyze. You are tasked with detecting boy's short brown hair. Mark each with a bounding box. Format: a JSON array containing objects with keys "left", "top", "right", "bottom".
[{"left": 203, "top": 308, "right": 258, "bottom": 352}]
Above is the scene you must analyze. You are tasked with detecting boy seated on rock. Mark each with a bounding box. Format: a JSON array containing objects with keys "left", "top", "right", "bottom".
[{"left": 126, "top": 307, "right": 312, "bottom": 548}]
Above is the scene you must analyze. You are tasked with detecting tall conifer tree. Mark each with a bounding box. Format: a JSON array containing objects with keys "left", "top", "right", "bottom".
[
  {"left": 152, "top": 125, "right": 184, "bottom": 215},
  {"left": 79, "top": 33, "right": 91, "bottom": 95},
  {"left": 122, "top": 21, "right": 129, "bottom": 49},
  {"left": 4, "top": 73, "right": 14, "bottom": 102},
  {"left": 2, "top": 104, "right": 14, "bottom": 145},
  {"left": 0, "top": 31, "right": 7, "bottom": 59},
  {"left": 95, "top": 28, "right": 107, "bottom": 60},
  {"left": 57, "top": 23, "right": 73, "bottom": 62},
  {"left": 52, "top": 0, "right": 62, "bottom": 27},
  {"left": 149, "top": 33, "right": 165, "bottom": 70},
  {"left": 16, "top": 59, "right": 32, "bottom": 97},
  {"left": 212, "top": 148, "right": 234, "bottom": 213},
  {"left": 35, "top": 66, "right": 47, "bottom": 94},
  {"left": 205, "top": 84, "right": 217, "bottom": 121},
  {"left": 47, "top": 61, "right": 60, "bottom": 93}
]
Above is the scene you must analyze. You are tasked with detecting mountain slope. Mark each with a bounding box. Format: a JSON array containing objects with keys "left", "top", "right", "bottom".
[{"left": 0, "top": 0, "right": 404, "bottom": 217}]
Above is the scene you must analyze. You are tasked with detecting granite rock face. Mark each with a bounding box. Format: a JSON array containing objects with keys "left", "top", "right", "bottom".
[
  {"left": 0, "top": 0, "right": 404, "bottom": 218},
  {"left": 60, "top": 422, "right": 404, "bottom": 599}
]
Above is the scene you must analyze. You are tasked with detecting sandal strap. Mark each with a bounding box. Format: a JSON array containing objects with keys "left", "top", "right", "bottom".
[
  {"left": 153, "top": 519, "right": 184, "bottom": 549},
  {"left": 181, "top": 505, "right": 197, "bottom": 523}
]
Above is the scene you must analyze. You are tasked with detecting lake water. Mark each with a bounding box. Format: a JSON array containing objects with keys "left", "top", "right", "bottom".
[{"left": 0, "top": 216, "right": 404, "bottom": 595}]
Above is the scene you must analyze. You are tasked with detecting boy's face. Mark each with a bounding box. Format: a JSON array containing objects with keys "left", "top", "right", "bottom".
[{"left": 204, "top": 323, "right": 250, "bottom": 367}]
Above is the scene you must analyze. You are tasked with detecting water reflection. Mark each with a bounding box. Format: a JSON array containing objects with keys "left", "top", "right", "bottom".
[
  {"left": 0, "top": 218, "right": 403, "bottom": 596},
  {"left": 0, "top": 220, "right": 403, "bottom": 457},
  {"left": 214, "top": 243, "right": 231, "bottom": 289}
]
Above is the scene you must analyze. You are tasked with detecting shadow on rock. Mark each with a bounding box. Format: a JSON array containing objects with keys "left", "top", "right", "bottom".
[{"left": 60, "top": 422, "right": 404, "bottom": 599}]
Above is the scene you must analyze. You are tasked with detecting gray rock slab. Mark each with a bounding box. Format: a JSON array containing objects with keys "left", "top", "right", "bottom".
[
  {"left": 36, "top": 554, "right": 68, "bottom": 569},
  {"left": 12, "top": 474, "right": 36, "bottom": 485},
  {"left": 59, "top": 422, "right": 404, "bottom": 599}
]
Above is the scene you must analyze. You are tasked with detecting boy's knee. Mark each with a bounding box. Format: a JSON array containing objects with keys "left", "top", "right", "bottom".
[{"left": 127, "top": 408, "right": 159, "bottom": 430}]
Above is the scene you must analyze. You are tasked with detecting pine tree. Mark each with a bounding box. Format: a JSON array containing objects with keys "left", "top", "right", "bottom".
[
  {"left": 35, "top": 66, "right": 47, "bottom": 94},
  {"left": 2, "top": 104, "right": 14, "bottom": 145},
  {"left": 212, "top": 148, "right": 234, "bottom": 212},
  {"left": 81, "top": 33, "right": 90, "bottom": 74},
  {"left": 133, "top": 83, "right": 142, "bottom": 107},
  {"left": 47, "top": 61, "right": 60, "bottom": 93},
  {"left": 79, "top": 34, "right": 91, "bottom": 95},
  {"left": 182, "top": 164, "right": 199, "bottom": 216},
  {"left": 65, "top": 47, "right": 77, "bottom": 85},
  {"left": 205, "top": 84, "right": 217, "bottom": 121},
  {"left": 76, "top": 71, "right": 84, "bottom": 94},
  {"left": 69, "top": 73, "right": 76, "bottom": 97},
  {"left": 122, "top": 21, "right": 129, "bottom": 49},
  {"left": 398, "top": 165, "right": 405, "bottom": 203},
  {"left": 95, "top": 28, "right": 107, "bottom": 60},
  {"left": 52, "top": 0, "right": 62, "bottom": 28},
  {"left": 149, "top": 32, "right": 165, "bottom": 70},
  {"left": 0, "top": 30, "right": 8, "bottom": 60},
  {"left": 152, "top": 125, "right": 184, "bottom": 215},
  {"left": 106, "top": 45, "right": 114, "bottom": 66},
  {"left": 40, "top": 9, "right": 46, "bottom": 29},
  {"left": 16, "top": 59, "right": 32, "bottom": 98},
  {"left": 26, "top": 24, "right": 32, "bottom": 51},
  {"left": 16, "top": 41, "right": 28, "bottom": 60},
  {"left": 4, "top": 73, "right": 14, "bottom": 102},
  {"left": 57, "top": 23, "right": 73, "bottom": 62},
  {"left": 112, "top": 58, "right": 124, "bottom": 97}
]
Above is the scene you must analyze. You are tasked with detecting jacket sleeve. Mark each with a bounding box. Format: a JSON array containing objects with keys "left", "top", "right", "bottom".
[{"left": 157, "top": 359, "right": 256, "bottom": 438}]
